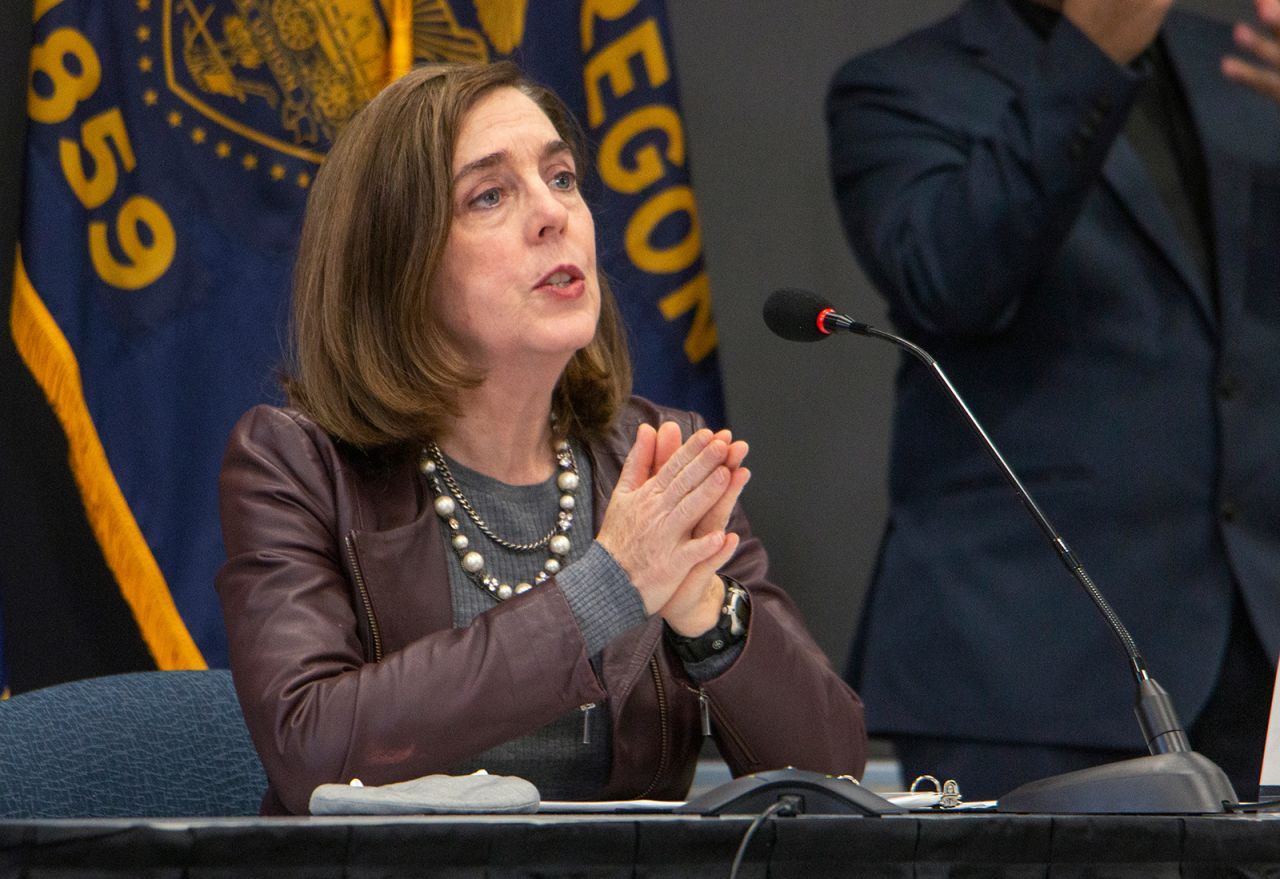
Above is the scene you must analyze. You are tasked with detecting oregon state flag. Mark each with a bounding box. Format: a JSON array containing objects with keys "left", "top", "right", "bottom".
[{"left": 12, "top": 0, "right": 723, "bottom": 674}]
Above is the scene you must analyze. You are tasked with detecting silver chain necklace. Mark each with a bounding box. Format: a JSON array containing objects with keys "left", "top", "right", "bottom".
[{"left": 419, "top": 439, "right": 580, "bottom": 601}]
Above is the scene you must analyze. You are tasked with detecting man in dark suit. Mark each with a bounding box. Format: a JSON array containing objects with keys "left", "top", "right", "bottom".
[{"left": 827, "top": 0, "right": 1280, "bottom": 800}]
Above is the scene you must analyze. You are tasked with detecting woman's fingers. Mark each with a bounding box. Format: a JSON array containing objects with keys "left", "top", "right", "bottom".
[
  {"left": 666, "top": 440, "right": 731, "bottom": 511},
  {"left": 671, "top": 530, "right": 739, "bottom": 591},
  {"left": 672, "top": 462, "right": 732, "bottom": 528},
  {"left": 615, "top": 423, "right": 658, "bottom": 492},
  {"left": 598, "top": 429, "right": 722, "bottom": 608},
  {"left": 725, "top": 438, "right": 748, "bottom": 471},
  {"left": 695, "top": 466, "right": 752, "bottom": 538},
  {"left": 697, "top": 440, "right": 749, "bottom": 532},
  {"left": 650, "top": 428, "right": 717, "bottom": 492},
  {"left": 652, "top": 420, "right": 683, "bottom": 471},
  {"left": 652, "top": 423, "right": 746, "bottom": 477},
  {"left": 661, "top": 533, "right": 743, "bottom": 637},
  {"left": 598, "top": 424, "right": 751, "bottom": 615}
]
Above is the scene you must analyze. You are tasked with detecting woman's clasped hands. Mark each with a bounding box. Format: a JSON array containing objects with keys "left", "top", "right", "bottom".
[{"left": 597, "top": 422, "right": 751, "bottom": 638}]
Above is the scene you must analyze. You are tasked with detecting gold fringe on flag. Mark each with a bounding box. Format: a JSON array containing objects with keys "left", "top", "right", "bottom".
[
  {"left": 389, "top": 0, "right": 414, "bottom": 82},
  {"left": 9, "top": 246, "right": 206, "bottom": 671}
]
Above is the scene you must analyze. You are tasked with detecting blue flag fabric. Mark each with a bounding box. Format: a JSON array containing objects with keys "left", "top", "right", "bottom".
[{"left": 14, "top": 0, "right": 723, "bottom": 671}]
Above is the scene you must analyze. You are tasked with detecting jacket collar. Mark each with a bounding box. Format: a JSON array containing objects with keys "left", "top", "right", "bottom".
[{"left": 1099, "top": 120, "right": 1217, "bottom": 327}]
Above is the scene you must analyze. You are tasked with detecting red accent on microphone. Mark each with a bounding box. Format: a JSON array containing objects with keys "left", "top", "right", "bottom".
[{"left": 816, "top": 308, "right": 835, "bottom": 335}]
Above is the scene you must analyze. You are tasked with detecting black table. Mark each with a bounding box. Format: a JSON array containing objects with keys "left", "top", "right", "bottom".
[{"left": 4, "top": 811, "right": 1280, "bottom": 877}]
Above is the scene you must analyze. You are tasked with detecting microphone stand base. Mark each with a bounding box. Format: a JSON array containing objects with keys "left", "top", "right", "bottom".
[{"left": 996, "top": 751, "right": 1237, "bottom": 814}]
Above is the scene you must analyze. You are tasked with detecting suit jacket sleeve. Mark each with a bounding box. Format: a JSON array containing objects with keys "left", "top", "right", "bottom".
[{"left": 827, "top": 18, "right": 1142, "bottom": 338}]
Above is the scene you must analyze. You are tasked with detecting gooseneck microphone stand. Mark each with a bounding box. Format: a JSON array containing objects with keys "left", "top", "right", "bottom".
[{"left": 766, "top": 289, "right": 1237, "bottom": 813}]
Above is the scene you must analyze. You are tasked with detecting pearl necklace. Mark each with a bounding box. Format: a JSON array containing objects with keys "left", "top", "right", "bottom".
[{"left": 419, "top": 439, "right": 579, "bottom": 601}]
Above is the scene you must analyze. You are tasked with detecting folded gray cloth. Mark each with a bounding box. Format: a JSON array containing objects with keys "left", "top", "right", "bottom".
[{"left": 309, "top": 772, "right": 541, "bottom": 815}]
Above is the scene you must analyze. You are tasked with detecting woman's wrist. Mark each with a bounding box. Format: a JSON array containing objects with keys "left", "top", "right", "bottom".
[
  {"left": 665, "top": 579, "right": 751, "bottom": 664},
  {"left": 664, "top": 574, "right": 727, "bottom": 637}
]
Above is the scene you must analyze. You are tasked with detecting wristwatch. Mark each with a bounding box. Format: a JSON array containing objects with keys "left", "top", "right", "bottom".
[{"left": 666, "top": 581, "right": 751, "bottom": 663}]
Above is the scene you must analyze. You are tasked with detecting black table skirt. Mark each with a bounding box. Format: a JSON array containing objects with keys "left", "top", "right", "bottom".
[{"left": 4, "top": 812, "right": 1280, "bottom": 877}]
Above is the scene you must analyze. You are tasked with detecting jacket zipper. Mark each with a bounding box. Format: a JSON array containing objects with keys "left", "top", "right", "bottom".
[
  {"left": 689, "top": 684, "right": 759, "bottom": 766},
  {"left": 343, "top": 534, "right": 383, "bottom": 662},
  {"left": 579, "top": 702, "right": 596, "bottom": 744},
  {"left": 637, "top": 656, "right": 671, "bottom": 798}
]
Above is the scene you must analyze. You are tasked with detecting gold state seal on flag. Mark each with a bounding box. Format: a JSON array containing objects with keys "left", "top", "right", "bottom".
[{"left": 162, "top": 0, "right": 391, "bottom": 163}]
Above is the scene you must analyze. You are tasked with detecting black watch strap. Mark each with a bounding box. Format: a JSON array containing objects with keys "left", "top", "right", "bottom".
[{"left": 666, "top": 582, "right": 750, "bottom": 663}]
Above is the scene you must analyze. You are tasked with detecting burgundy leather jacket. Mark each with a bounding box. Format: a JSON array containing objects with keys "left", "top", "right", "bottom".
[{"left": 217, "top": 397, "right": 866, "bottom": 815}]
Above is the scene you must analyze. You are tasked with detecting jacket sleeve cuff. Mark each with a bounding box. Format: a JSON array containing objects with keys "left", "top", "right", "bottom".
[
  {"left": 681, "top": 639, "right": 744, "bottom": 683},
  {"left": 1039, "top": 15, "right": 1145, "bottom": 166}
]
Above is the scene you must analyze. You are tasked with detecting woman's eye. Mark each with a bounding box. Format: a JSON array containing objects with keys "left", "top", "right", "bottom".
[
  {"left": 471, "top": 188, "right": 502, "bottom": 208},
  {"left": 550, "top": 170, "right": 576, "bottom": 191}
]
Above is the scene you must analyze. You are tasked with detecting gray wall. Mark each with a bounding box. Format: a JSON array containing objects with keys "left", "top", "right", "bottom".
[{"left": 664, "top": 0, "right": 1252, "bottom": 667}]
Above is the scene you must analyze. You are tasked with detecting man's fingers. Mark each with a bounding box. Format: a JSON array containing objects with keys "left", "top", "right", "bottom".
[
  {"left": 1236, "top": 22, "right": 1280, "bottom": 67},
  {"left": 1259, "top": 0, "right": 1280, "bottom": 31},
  {"left": 1224, "top": 9, "right": 1280, "bottom": 104},
  {"left": 1223, "top": 55, "right": 1280, "bottom": 102}
]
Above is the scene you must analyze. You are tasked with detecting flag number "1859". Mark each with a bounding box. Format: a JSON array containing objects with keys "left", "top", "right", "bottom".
[{"left": 26, "top": 16, "right": 177, "bottom": 292}]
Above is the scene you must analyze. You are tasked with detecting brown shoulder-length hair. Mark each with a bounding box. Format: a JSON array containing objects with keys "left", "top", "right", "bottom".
[{"left": 284, "top": 62, "right": 631, "bottom": 450}]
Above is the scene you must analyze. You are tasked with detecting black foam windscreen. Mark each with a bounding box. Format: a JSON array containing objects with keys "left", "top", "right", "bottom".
[{"left": 762, "top": 288, "right": 833, "bottom": 342}]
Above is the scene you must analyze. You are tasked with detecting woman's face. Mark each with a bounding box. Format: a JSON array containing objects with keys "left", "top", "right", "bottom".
[{"left": 431, "top": 86, "right": 601, "bottom": 374}]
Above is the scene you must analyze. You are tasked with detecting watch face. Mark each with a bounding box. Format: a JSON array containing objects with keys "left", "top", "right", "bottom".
[{"left": 725, "top": 586, "right": 749, "bottom": 638}]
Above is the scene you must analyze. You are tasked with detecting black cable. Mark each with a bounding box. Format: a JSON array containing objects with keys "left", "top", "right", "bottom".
[{"left": 727, "top": 796, "right": 800, "bottom": 879}]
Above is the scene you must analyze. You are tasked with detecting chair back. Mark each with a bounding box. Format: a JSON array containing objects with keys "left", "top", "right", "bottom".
[{"left": 0, "top": 669, "right": 265, "bottom": 817}]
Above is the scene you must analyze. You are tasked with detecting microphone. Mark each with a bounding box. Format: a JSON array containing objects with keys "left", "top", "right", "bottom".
[
  {"left": 763, "top": 287, "right": 868, "bottom": 340},
  {"left": 765, "top": 288, "right": 1237, "bottom": 813}
]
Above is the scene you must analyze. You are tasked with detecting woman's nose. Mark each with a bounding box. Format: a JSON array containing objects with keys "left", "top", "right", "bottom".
[{"left": 528, "top": 183, "right": 569, "bottom": 240}]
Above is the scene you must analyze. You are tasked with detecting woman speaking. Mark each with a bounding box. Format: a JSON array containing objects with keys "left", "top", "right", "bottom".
[{"left": 216, "top": 62, "right": 865, "bottom": 815}]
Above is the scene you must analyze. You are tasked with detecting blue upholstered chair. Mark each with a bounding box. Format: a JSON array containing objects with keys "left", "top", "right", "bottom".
[{"left": 0, "top": 669, "right": 266, "bottom": 817}]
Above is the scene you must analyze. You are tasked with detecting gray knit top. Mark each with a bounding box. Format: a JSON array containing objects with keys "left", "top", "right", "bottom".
[{"left": 437, "top": 441, "right": 741, "bottom": 799}]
